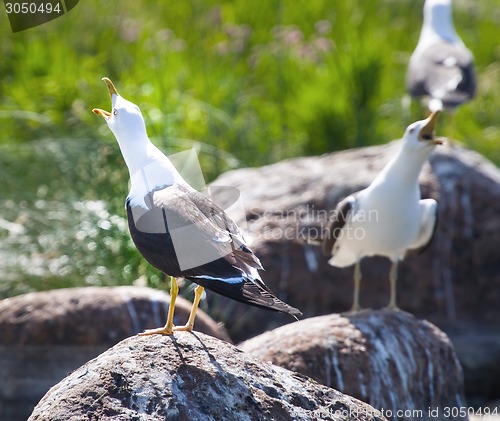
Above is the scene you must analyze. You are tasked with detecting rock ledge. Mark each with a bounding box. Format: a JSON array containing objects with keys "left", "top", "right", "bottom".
[{"left": 29, "top": 331, "right": 386, "bottom": 421}]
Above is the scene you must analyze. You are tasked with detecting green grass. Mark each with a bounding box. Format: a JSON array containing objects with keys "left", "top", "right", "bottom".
[{"left": 0, "top": 0, "right": 499, "bottom": 299}]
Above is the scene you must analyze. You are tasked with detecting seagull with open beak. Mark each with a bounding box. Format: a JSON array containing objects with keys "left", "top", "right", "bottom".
[
  {"left": 93, "top": 77, "right": 302, "bottom": 335},
  {"left": 320, "top": 112, "right": 444, "bottom": 312}
]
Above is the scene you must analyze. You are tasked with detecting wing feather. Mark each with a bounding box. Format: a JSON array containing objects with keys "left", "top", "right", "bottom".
[
  {"left": 126, "top": 185, "right": 302, "bottom": 317},
  {"left": 407, "top": 41, "right": 476, "bottom": 108},
  {"left": 322, "top": 196, "right": 356, "bottom": 258}
]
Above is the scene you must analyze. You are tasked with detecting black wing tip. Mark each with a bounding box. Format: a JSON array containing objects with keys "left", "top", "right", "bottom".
[
  {"left": 288, "top": 307, "right": 303, "bottom": 318},
  {"left": 270, "top": 300, "right": 303, "bottom": 318},
  {"left": 253, "top": 298, "right": 303, "bottom": 319},
  {"left": 280, "top": 301, "right": 302, "bottom": 316},
  {"left": 241, "top": 279, "right": 303, "bottom": 317},
  {"left": 189, "top": 275, "right": 302, "bottom": 318}
]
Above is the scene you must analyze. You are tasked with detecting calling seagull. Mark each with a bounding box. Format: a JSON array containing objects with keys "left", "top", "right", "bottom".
[
  {"left": 321, "top": 112, "right": 443, "bottom": 312},
  {"left": 93, "top": 78, "right": 301, "bottom": 335}
]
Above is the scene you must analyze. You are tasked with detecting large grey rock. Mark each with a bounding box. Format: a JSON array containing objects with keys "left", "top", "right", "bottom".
[
  {"left": 29, "top": 332, "right": 387, "bottom": 421},
  {"left": 209, "top": 143, "right": 500, "bottom": 343},
  {"left": 0, "top": 286, "right": 230, "bottom": 421},
  {"left": 0, "top": 286, "right": 230, "bottom": 345},
  {"left": 239, "top": 310, "right": 468, "bottom": 421}
]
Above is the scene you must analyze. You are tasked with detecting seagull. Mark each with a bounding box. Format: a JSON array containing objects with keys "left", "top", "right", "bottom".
[
  {"left": 93, "top": 77, "right": 301, "bottom": 335},
  {"left": 321, "top": 112, "right": 443, "bottom": 312},
  {"left": 406, "top": 0, "right": 476, "bottom": 112}
]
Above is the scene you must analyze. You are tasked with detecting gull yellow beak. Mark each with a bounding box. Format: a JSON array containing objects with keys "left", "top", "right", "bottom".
[
  {"left": 92, "top": 77, "right": 119, "bottom": 120},
  {"left": 419, "top": 111, "right": 443, "bottom": 145},
  {"left": 92, "top": 108, "right": 111, "bottom": 119},
  {"left": 102, "top": 77, "right": 118, "bottom": 97}
]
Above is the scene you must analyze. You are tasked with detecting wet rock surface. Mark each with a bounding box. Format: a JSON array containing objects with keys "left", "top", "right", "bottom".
[
  {"left": 239, "top": 310, "right": 468, "bottom": 421},
  {"left": 0, "top": 286, "right": 229, "bottom": 421},
  {"left": 29, "top": 332, "right": 387, "bottom": 421}
]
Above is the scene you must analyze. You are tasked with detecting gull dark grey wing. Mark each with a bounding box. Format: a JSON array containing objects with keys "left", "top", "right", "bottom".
[
  {"left": 126, "top": 185, "right": 302, "bottom": 316},
  {"left": 127, "top": 184, "right": 261, "bottom": 277},
  {"left": 407, "top": 42, "right": 476, "bottom": 108},
  {"left": 322, "top": 195, "right": 356, "bottom": 258}
]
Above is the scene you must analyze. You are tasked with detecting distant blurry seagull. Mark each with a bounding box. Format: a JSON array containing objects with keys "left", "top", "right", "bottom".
[
  {"left": 321, "top": 112, "right": 443, "bottom": 312},
  {"left": 93, "top": 78, "right": 301, "bottom": 335},
  {"left": 406, "top": 0, "right": 476, "bottom": 112}
]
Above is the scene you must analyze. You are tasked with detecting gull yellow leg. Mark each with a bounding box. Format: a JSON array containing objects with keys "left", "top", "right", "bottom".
[
  {"left": 138, "top": 276, "right": 178, "bottom": 336},
  {"left": 387, "top": 261, "right": 399, "bottom": 310},
  {"left": 173, "top": 285, "right": 204, "bottom": 332},
  {"left": 350, "top": 260, "right": 362, "bottom": 313}
]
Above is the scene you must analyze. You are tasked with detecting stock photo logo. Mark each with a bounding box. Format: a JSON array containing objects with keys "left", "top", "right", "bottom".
[
  {"left": 4, "top": 0, "right": 79, "bottom": 32},
  {"left": 129, "top": 148, "right": 247, "bottom": 271}
]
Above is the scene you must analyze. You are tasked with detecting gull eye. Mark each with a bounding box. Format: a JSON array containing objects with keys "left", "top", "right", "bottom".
[
  {"left": 408, "top": 127, "right": 415, "bottom": 134},
  {"left": 113, "top": 109, "right": 118, "bottom": 116}
]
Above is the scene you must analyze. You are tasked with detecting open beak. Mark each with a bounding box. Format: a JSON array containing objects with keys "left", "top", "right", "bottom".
[
  {"left": 102, "top": 77, "right": 118, "bottom": 97},
  {"left": 92, "top": 108, "right": 111, "bottom": 119},
  {"left": 419, "top": 111, "right": 443, "bottom": 145},
  {"left": 92, "top": 77, "right": 119, "bottom": 120}
]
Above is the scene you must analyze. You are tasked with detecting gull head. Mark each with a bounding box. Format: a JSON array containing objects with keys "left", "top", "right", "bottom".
[
  {"left": 92, "top": 77, "right": 148, "bottom": 142},
  {"left": 402, "top": 111, "right": 444, "bottom": 153},
  {"left": 423, "top": 0, "right": 457, "bottom": 42},
  {"left": 424, "top": 0, "right": 453, "bottom": 24}
]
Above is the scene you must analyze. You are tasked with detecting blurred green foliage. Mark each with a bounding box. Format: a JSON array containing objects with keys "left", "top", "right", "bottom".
[{"left": 0, "top": 0, "right": 499, "bottom": 299}]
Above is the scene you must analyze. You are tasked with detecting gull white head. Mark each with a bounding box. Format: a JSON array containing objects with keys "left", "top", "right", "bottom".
[
  {"left": 402, "top": 111, "right": 444, "bottom": 156},
  {"left": 422, "top": 0, "right": 460, "bottom": 44},
  {"left": 93, "top": 78, "right": 181, "bottom": 204},
  {"left": 93, "top": 77, "right": 170, "bottom": 174},
  {"left": 93, "top": 78, "right": 148, "bottom": 148}
]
